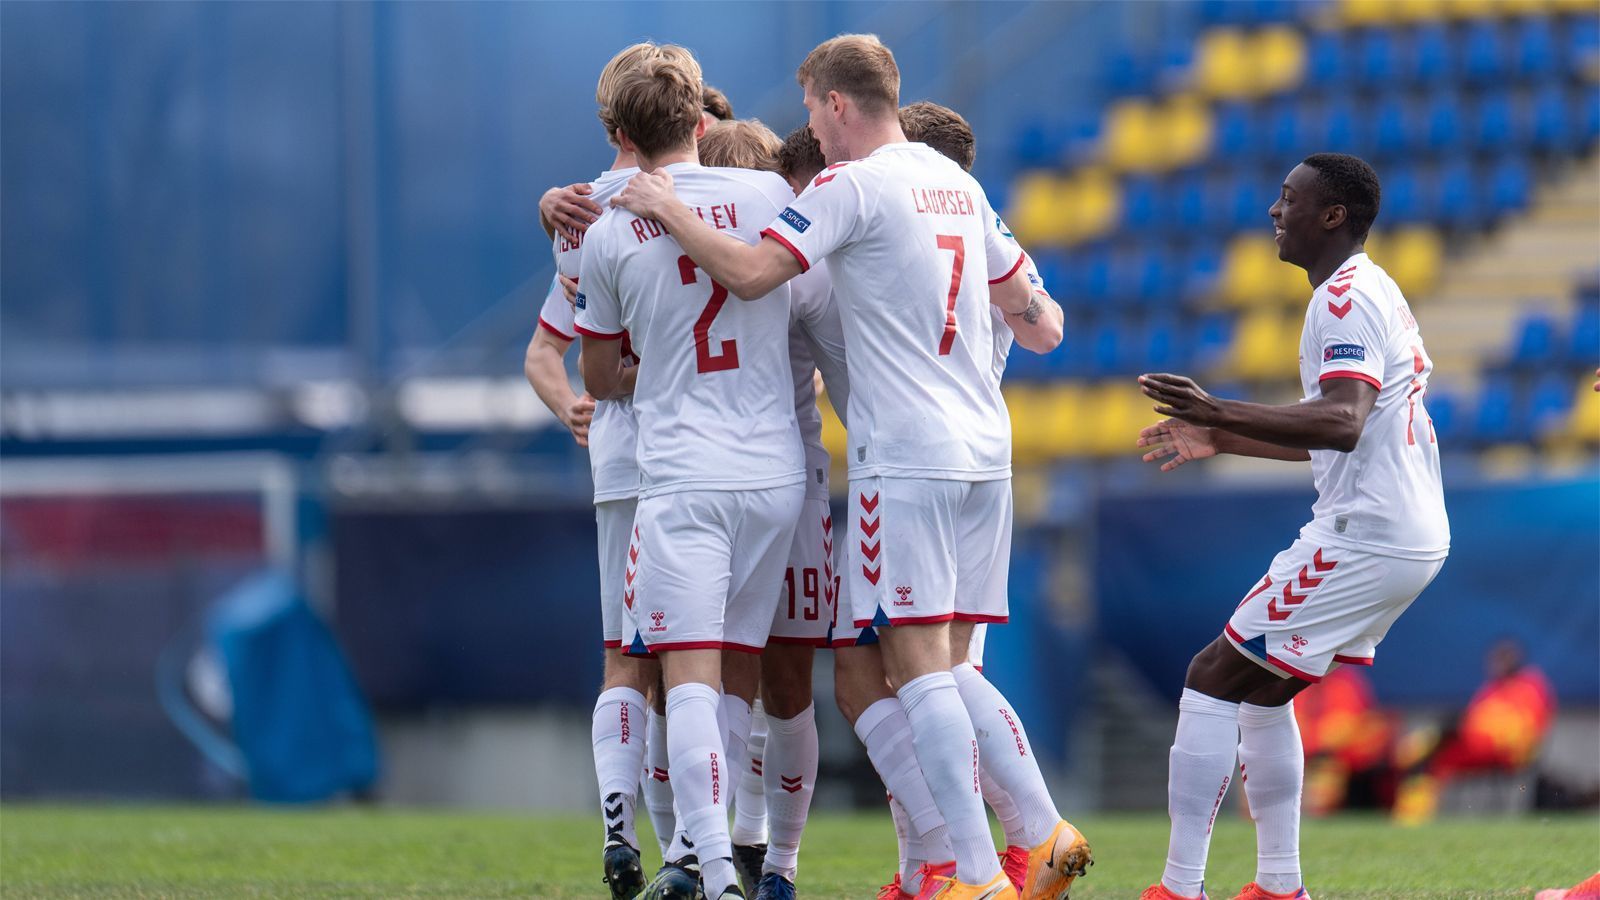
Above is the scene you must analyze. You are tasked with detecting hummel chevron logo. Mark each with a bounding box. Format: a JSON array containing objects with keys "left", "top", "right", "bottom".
[
  {"left": 651, "top": 767, "right": 669, "bottom": 783},
  {"left": 861, "top": 542, "right": 881, "bottom": 562},
  {"left": 1296, "top": 566, "right": 1325, "bottom": 590},
  {"left": 822, "top": 514, "right": 832, "bottom": 531},
  {"left": 780, "top": 775, "right": 803, "bottom": 794},
  {"left": 1312, "top": 548, "right": 1337, "bottom": 573},
  {"left": 859, "top": 491, "right": 882, "bottom": 585},
  {"left": 1267, "top": 581, "right": 1310, "bottom": 622},
  {"left": 1327, "top": 298, "right": 1353, "bottom": 318},
  {"left": 604, "top": 801, "right": 624, "bottom": 821},
  {"left": 859, "top": 517, "right": 880, "bottom": 539},
  {"left": 629, "top": 544, "right": 639, "bottom": 564},
  {"left": 859, "top": 493, "right": 879, "bottom": 513}
]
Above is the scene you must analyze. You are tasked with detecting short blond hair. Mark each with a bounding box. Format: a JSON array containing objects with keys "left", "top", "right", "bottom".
[
  {"left": 699, "top": 119, "right": 782, "bottom": 172},
  {"left": 900, "top": 101, "right": 976, "bottom": 172},
  {"left": 596, "top": 42, "right": 700, "bottom": 147},
  {"left": 797, "top": 34, "right": 899, "bottom": 117},
  {"left": 609, "top": 50, "right": 704, "bottom": 158}
]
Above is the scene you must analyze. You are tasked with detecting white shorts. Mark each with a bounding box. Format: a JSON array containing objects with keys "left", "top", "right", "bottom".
[
  {"left": 847, "top": 477, "right": 1013, "bottom": 631},
  {"left": 769, "top": 497, "right": 837, "bottom": 647},
  {"left": 1224, "top": 538, "right": 1445, "bottom": 682},
  {"left": 596, "top": 498, "right": 638, "bottom": 648},
  {"left": 625, "top": 484, "right": 804, "bottom": 655},
  {"left": 967, "top": 623, "right": 988, "bottom": 669}
]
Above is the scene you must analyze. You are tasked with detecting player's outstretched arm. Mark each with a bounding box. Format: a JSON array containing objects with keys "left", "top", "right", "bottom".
[
  {"left": 524, "top": 328, "right": 594, "bottom": 447},
  {"left": 1138, "top": 419, "right": 1309, "bottom": 469},
  {"left": 611, "top": 170, "right": 801, "bottom": 300},
  {"left": 579, "top": 336, "right": 626, "bottom": 402},
  {"left": 540, "top": 183, "right": 603, "bottom": 243},
  {"left": 1139, "top": 372, "right": 1376, "bottom": 453}
]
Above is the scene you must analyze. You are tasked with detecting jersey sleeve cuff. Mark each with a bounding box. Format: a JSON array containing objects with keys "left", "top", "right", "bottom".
[
  {"left": 1319, "top": 370, "right": 1381, "bottom": 390},
  {"left": 761, "top": 228, "right": 811, "bottom": 273},
  {"left": 988, "top": 249, "right": 1026, "bottom": 285},
  {"left": 537, "top": 317, "right": 575, "bottom": 341},
  {"left": 574, "top": 323, "right": 624, "bottom": 340}
]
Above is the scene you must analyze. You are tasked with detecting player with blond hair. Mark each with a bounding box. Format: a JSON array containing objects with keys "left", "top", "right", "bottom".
[
  {"left": 613, "top": 34, "right": 1088, "bottom": 900},
  {"left": 575, "top": 51, "right": 803, "bottom": 900}
]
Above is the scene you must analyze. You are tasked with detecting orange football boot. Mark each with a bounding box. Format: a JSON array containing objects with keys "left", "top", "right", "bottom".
[{"left": 1018, "top": 820, "right": 1092, "bottom": 899}]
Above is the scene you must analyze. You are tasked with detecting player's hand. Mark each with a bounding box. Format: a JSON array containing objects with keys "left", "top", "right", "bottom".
[
  {"left": 541, "top": 183, "right": 602, "bottom": 244},
  {"left": 558, "top": 274, "right": 579, "bottom": 306},
  {"left": 1137, "top": 419, "right": 1218, "bottom": 472},
  {"left": 561, "top": 394, "right": 596, "bottom": 448},
  {"left": 612, "top": 169, "right": 676, "bottom": 220},
  {"left": 1139, "top": 373, "right": 1226, "bottom": 426}
]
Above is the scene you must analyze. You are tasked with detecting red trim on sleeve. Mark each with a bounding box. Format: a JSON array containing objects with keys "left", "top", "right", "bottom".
[
  {"left": 761, "top": 228, "right": 811, "bottom": 273},
  {"left": 988, "top": 250, "right": 1026, "bottom": 285},
  {"left": 1333, "top": 653, "right": 1374, "bottom": 666},
  {"left": 953, "top": 612, "right": 1009, "bottom": 624},
  {"left": 1319, "top": 371, "right": 1381, "bottom": 391},
  {"left": 538, "top": 317, "right": 575, "bottom": 341},
  {"left": 574, "top": 323, "right": 624, "bottom": 340}
]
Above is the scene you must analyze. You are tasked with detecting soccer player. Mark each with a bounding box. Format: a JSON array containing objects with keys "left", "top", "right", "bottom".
[
  {"left": 1135, "top": 153, "right": 1450, "bottom": 900},
  {"left": 522, "top": 42, "right": 681, "bottom": 900},
  {"left": 612, "top": 35, "right": 1088, "bottom": 900},
  {"left": 697, "top": 116, "right": 848, "bottom": 900},
  {"left": 574, "top": 50, "right": 804, "bottom": 900}
]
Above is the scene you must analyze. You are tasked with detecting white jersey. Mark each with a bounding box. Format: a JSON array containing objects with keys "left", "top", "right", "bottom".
[
  {"left": 575, "top": 162, "right": 803, "bottom": 499},
  {"left": 762, "top": 142, "right": 1025, "bottom": 481},
  {"left": 1296, "top": 252, "right": 1449, "bottom": 560},
  {"left": 537, "top": 166, "right": 642, "bottom": 503}
]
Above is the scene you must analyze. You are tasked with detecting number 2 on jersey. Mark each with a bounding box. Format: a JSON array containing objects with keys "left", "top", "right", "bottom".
[
  {"left": 935, "top": 234, "right": 964, "bottom": 355},
  {"left": 679, "top": 255, "right": 740, "bottom": 374}
]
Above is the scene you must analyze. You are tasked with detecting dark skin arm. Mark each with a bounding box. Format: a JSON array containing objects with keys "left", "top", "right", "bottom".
[{"left": 1138, "top": 373, "right": 1378, "bottom": 454}]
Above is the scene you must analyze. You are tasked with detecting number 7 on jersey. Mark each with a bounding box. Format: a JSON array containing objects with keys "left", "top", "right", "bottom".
[{"left": 936, "top": 234, "right": 964, "bottom": 356}]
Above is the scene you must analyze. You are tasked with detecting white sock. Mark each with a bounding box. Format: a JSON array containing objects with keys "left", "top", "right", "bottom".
[
  {"left": 643, "top": 708, "right": 676, "bottom": 857},
  {"left": 854, "top": 696, "right": 955, "bottom": 880},
  {"left": 897, "top": 671, "right": 1000, "bottom": 885},
  {"left": 888, "top": 793, "right": 912, "bottom": 882},
  {"left": 952, "top": 663, "right": 1060, "bottom": 847},
  {"left": 979, "top": 768, "right": 1028, "bottom": 848},
  {"left": 731, "top": 702, "right": 769, "bottom": 846},
  {"left": 1162, "top": 688, "right": 1242, "bottom": 898},
  {"left": 1238, "top": 701, "right": 1304, "bottom": 895},
  {"left": 761, "top": 704, "right": 818, "bottom": 880},
  {"left": 593, "top": 687, "right": 647, "bottom": 850},
  {"left": 667, "top": 683, "right": 737, "bottom": 895}
]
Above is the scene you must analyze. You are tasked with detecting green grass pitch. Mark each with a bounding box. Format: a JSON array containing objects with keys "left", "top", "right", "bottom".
[{"left": 2, "top": 805, "right": 1595, "bottom": 898}]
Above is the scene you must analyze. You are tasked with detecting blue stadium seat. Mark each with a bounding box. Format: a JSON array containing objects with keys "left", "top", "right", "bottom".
[
  {"left": 1089, "top": 316, "right": 1126, "bottom": 375},
  {"left": 1461, "top": 20, "right": 1508, "bottom": 87},
  {"left": 1263, "top": 99, "right": 1302, "bottom": 159},
  {"left": 1357, "top": 28, "right": 1405, "bottom": 87},
  {"left": 1313, "top": 96, "right": 1364, "bottom": 155},
  {"left": 1142, "top": 315, "right": 1186, "bottom": 371},
  {"left": 1119, "top": 175, "right": 1161, "bottom": 232},
  {"left": 1226, "top": 172, "right": 1268, "bottom": 231},
  {"left": 1372, "top": 93, "right": 1415, "bottom": 158},
  {"left": 1179, "top": 241, "right": 1225, "bottom": 305},
  {"left": 1190, "top": 312, "right": 1235, "bottom": 369},
  {"left": 1080, "top": 246, "right": 1115, "bottom": 305},
  {"left": 1424, "top": 388, "right": 1461, "bottom": 445},
  {"left": 1422, "top": 91, "right": 1464, "bottom": 151},
  {"left": 1487, "top": 155, "right": 1533, "bottom": 218},
  {"left": 1569, "top": 13, "right": 1600, "bottom": 73},
  {"left": 1568, "top": 300, "right": 1600, "bottom": 365},
  {"left": 1434, "top": 157, "right": 1482, "bottom": 227},
  {"left": 1305, "top": 30, "right": 1350, "bottom": 85},
  {"left": 1173, "top": 171, "right": 1207, "bottom": 232},
  {"left": 1511, "top": 16, "right": 1559, "bottom": 80},
  {"left": 1510, "top": 309, "right": 1559, "bottom": 368},
  {"left": 1471, "top": 89, "right": 1521, "bottom": 153},
  {"left": 1382, "top": 164, "right": 1424, "bottom": 224},
  {"left": 1530, "top": 83, "right": 1573, "bottom": 151},
  {"left": 1529, "top": 371, "right": 1574, "bottom": 436},
  {"left": 1031, "top": 249, "right": 1072, "bottom": 300},
  {"left": 1410, "top": 24, "right": 1455, "bottom": 86},
  {"left": 1472, "top": 375, "right": 1522, "bottom": 444},
  {"left": 1580, "top": 82, "right": 1600, "bottom": 146},
  {"left": 1212, "top": 102, "right": 1258, "bottom": 161}
]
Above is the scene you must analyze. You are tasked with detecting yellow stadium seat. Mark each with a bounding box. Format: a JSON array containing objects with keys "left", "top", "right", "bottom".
[
  {"left": 1440, "top": 0, "right": 1498, "bottom": 18},
  {"left": 1381, "top": 228, "right": 1444, "bottom": 300},
  {"left": 1339, "top": 0, "right": 1402, "bottom": 26},
  {"left": 1006, "top": 172, "right": 1073, "bottom": 246},
  {"left": 1494, "top": 0, "right": 1554, "bottom": 16},
  {"left": 1063, "top": 167, "right": 1123, "bottom": 243},
  {"left": 1389, "top": 0, "right": 1449, "bottom": 21},
  {"left": 1193, "top": 29, "right": 1251, "bottom": 98},
  {"left": 1253, "top": 26, "right": 1308, "bottom": 96},
  {"left": 1226, "top": 309, "right": 1302, "bottom": 381},
  {"left": 1102, "top": 98, "right": 1162, "bottom": 172},
  {"left": 1219, "top": 235, "right": 1306, "bottom": 307},
  {"left": 1160, "top": 95, "right": 1216, "bottom": 171},
  {"left": 1006, "top": 386, "right": 1046, "bottom": 465},
  {"left": 1559, "top": 377, "right": 1600, "bottom": 445},
  {"left": 1548, "top": 0, "right": 1593, "bottom": 13}
]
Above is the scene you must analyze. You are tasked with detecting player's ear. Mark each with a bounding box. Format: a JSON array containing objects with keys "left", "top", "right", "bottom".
[
  {"left": 1322, "top": 203, "right": 1347, "bottom": 232},
  {"left": 617, "top": 130, "right": 639, "bottom": 156},
  {"left": 695, "top": 114, "right": 709, "bottom": 140}
]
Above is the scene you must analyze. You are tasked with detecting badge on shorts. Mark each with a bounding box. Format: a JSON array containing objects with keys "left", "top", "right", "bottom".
[{"left": 779, "top": 207, "right": 811, "bottom": 233}]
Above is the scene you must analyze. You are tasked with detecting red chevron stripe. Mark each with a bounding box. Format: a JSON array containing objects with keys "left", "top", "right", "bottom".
[
  {"left": 859, "top": 493, "right": 880, "bottom": 514},
  {"left": 1327, "top": 281, "right": 1352, "bottom": 298},
  {"left": 860, "top": 517, "right": 880, "bottom": 539},
  {"left": 652, "top": 768, "right": 669, "bottom": 782},
  {"left": 1296, "top": 566, "right": 1324, "bottom": 590},
  {"left": 1267, "top": 598, "right": 1292, "bottom": 622},
  {"left": 629, "top": 544, "right": 639, "bottom": 563},
  {"left": 863, "top": 564, "right": 881, "bottom": 585},
  {"left": 1243, "top": 576, "right": 1274, "bottom": 604},
  {"left": 861, "top": 541, "right": 881, "bottom": 562},
  {"left": 1328, "top": 298, "right": 1353, "bottom": 318},
  {"left": 1336, "top": 264, "right": 1357, "bottom": 276},
  {"left": 822, "top": 514, "right": 832, "bottom": 531},
  {"left": 623, "top": 589, "right": 634, "bottom": 609},
  {"left": 780, "top": 775, "right": 803, "bottom": 793},
  {"left": 1281, "top": 583, "right": 1308, "bottom": 606},
  {"left": 625, "top": 568, "right": 636, "bottom": 586},
  {"left": 1312, "top": 549, "right": 1337, "bottom": 573},
  {"left": 822, "top": 539, "right": 833, "bottom": 555}
]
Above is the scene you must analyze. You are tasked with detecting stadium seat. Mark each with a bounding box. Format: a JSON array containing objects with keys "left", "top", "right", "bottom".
[
  {"left": 1191, "top": 311, "right": 1236, "bottom": 371},
  {"left": 1381, "top": 164, "right": 1425, "bottom": 224},
  {"left": 1568, "top": 13, "right": 1600, "bottom": 74},
  {"left": 1356, "top": 27, "right": 1407, "bottom": 87},
  {"left": 1558, "top": 376, "right": 1600, "bottom": 446},
  {"left": 1422, "top": 91, "right": 1465, "bottom": 151},
  {"left": 1305, "top": 29, "right": 1351, "bottom": 84},
  {"left": 1118, "top": 175, "right": 1161, "bottom": 232},
  {"left": 1263, "top": 98, "right": 1303, "bottom": 158},
  {"left": 1487, "top": 155, "right": 1534, "bottom": 217},
  {"left": 1567, "top": 300, "right": 1599, "bottom": 364},
  {"left": 1472, "top": 375, "right": 1522, "bottom": 444},
  {"left": 1510, "top": 309, "right": 1559, "bottom": 367},
  {"left": 1141, "top": 315, "right": 1187, "bottom": 371},
  {"left": 1510, "top": 16, "right": 1560, "bottom": 79},
  {"left": 1372, "top": 93, "right": 1416, "bottom": 157},
  {"left": 1410, "top": 23, "right": 1456, "bottom": 85},
  {"left": 1179, "top": 241, "right": 1226, "bottom": 304},
  {"left": 1434, "top": 157, "right": 1483, "bottom": 226},
  {"left": 1529, "top": 371, "right": 1576, "bottom": 437},
  {"left": 1377, "top": 227, "right": 1445, "bottom": 298},
  {"left": 1530, "top": 83, "right": 1574, "bottom": 151},
  {"left": 1462, "top": 20, "right": 1510, "bottom": 86},
  {"left": 1211, "top": 101, "right": 1259, "bottom": 160},
  {"left": 1424, "top": 388, "right": 1462, "bottom": 444},
  {"left": 1173, "top": 170, "right": 1208, "bottom": 232},
  {"left": 1470, "top": 89, "right": 1522, "bottom": 153},
  {"left": 1227, "top": 309, "right": 1300, "bottom": 379}
]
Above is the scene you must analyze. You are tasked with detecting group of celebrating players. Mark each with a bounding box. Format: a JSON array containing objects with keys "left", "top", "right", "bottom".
[{"left": 525, "top": 32, "right": 1449, "bottom": 900}]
